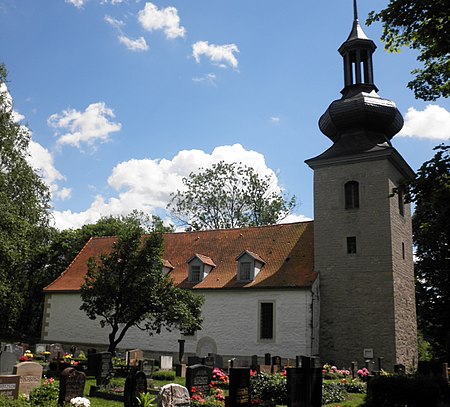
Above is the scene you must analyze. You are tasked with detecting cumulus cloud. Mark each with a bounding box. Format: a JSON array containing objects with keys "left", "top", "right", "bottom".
[
  {"left": 27, "top": 141, "right": 72, "bottom": 201},
  {"left": 398, "top": 105, "right": 450, "bottom": 141},
  {"left": 138, "top": 2, "right": 185, "bottom": 39},
  {"left": 118, "top": 35, "right": 149, "bottom": 51},
  {"left": 48, "top": 102, "right": 122, "bottom": 149},
  {"left": 192, "top": 41, "right": 239, "bottom": 69},
  {"left": 51, "top": 144, "right": 303, "bottom": 229},
  {"left": 66, "top": 0, "right": 84, "bottom": 9}
]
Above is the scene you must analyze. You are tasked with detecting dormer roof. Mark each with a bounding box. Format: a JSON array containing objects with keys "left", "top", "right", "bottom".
[
  {"left": 236, "top": 250, "right": 266, "bottom": 264},
  {"left": 188, "top": 254, "right": 216, "bottom": 268}
]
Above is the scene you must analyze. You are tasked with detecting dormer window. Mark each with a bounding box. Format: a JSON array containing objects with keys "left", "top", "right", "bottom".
[
  {"left": 187, "top": 254, "right": 216, "bottom": 283},
  {"left": 162, "top": 259, "right": 174, "bottom": 276},
  {"left": 236, "top": 251, "right": 265, "bottom": 282}
]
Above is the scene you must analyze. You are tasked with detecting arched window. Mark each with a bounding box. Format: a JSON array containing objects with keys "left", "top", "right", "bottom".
[{"left": 345, "top": 181, "right": 359, "bottom": 209}]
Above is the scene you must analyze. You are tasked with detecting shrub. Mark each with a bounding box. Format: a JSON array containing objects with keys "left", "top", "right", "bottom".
[
  {"left": 29, "top": 378, "right": 59, "bottom": 407},
  {"left": 340, "top": 378, "right": 366, "bottom": 394},
  {"left": 321, "top": 381, "right": 346, "bottom": 404},
  {"left": 151, "top": 370, "right": 176, "bottom": 381},
  {"left": 0, "top": 393, "right": 30, "bottom": 407},
  {"left": 251, "top": 372, "right": 287, "bottom": 407},
  {"left": 365, "top": 375, "right": 444, "bottom": 407}
]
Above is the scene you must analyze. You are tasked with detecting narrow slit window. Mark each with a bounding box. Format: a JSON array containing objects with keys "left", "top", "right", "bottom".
[
  {"left": 347, "top": 236, "right": 357, "bottom": 254},
  {"left": 345, "top": 181, "right": 359, "bottom": 209},
  {"left": 398, "top": 188, "right": 405, "bottom": 217},
  {"left": 402, "top": 242, "right": 405, "bottom": 260}
]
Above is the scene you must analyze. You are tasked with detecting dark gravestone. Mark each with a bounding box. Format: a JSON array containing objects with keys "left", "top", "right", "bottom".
[
  {"left": 264, "top": 353, "right": 271, "bottom": 365},
  {"left": 58, "top": 367, "right": 86, "bottom": 406},
  {"left": 124, "top": 370, "right": 147, "bottom": 407},
  {"left": 186, "top": 364, "right": 212, "bottom": 397},
  {"left": 203, "top": 356, "right": 214, "bottom": 369},
  {"left": 187, "top": 356, "right": 202, "bottom": 366},
  {"left": 271, "top": 356, "right": 282, "bottom": 373},
  {"left": 178, "top": 340, "right": 185, "bottom": 364},
  {"left": 89, "top": 352, "right": 113, "bottom": 386},
  {"left": 228, "top": 367, "right": 250, "bottom": 407},
  {"left": 394, "top": 364, "right": 405, "bottom": 375},
  {"left": 0, "top": 375, "right": 20, "bottom": 399},
  {"left": 251, "top": 355, "right": 258, "bottom": 370},
  {"left": 211, "top": 354, "right": 223, "bottom": 369},
  {"left": 0, "top": 346, "right": 18, "bottom": 375},
  {"left": 49, "top": 343, "right": 65, "bottom": 361},
  {"left": 286, "top": 357, "right": 322, "bottom": 407}
]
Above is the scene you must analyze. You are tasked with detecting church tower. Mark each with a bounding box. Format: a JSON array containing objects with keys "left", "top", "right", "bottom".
[{"left": 306, "top": 1, "right": 418, "bottom": 370}]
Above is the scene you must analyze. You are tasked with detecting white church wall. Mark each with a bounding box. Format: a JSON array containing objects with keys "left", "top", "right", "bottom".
[{"left": 43, "top": 288, "right": 314, "bottom": 358}]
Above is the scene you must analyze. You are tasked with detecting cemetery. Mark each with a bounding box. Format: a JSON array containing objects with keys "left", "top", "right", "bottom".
[{"left": 0, "top": 341, "right": 450, "bottom": 406}]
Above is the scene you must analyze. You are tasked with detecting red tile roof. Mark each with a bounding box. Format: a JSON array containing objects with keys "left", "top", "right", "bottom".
[{"left": 44, "top": 221, "right": 316, "bottom": 292}]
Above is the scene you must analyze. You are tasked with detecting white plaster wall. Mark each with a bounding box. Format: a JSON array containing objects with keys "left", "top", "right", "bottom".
[{"left": 43, "top": 288, "right": 314, "bottom": 358}]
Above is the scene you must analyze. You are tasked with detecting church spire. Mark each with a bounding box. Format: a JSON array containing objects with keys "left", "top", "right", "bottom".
[{"left": 339, "top": 0, "right": 377, "bottom": 95}]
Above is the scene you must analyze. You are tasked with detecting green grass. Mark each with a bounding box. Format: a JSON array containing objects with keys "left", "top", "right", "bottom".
[{"left": 323, "top": 392, "right": 366, "bottom": 407}]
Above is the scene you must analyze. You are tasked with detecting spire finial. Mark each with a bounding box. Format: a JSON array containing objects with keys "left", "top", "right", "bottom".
[{"left": 353, "top": 0, "right": 358, "bottom": 21}]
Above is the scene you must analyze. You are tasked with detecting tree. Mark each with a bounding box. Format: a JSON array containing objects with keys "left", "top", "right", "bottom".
[
  {"left": 0, "top": 64, "right": 52, "bottom": 335},
  {"left": 407, "top": 144, "right": 450, "bottom": 359},
  {"left": 367, "top": 0, "right": 450, "bottom": 100},
  {"left": 167, "top": 161, "right": 296, "bottom": 230},
  {"left": 80, "top": 218, "right": 203, "bottom": 354}
]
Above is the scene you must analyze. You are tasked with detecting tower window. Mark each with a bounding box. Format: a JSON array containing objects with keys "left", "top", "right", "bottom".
[
  {"left": 260, "top": 302, "right": 274, "bottom": 340},
  {"left": 345, "top": 181, "right": 359, "bottom": 209},
  {"left": 402, "top": 242, "right": 405, "bottom": 260},
  {"left": 347, "top": 236, "right": 357, "bottom": 254},
  {"left": 398, "top": 188, "right": 405, "bottom": 217}
]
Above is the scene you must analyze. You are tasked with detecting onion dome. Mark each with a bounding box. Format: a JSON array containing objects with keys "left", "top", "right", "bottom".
[{"left": 318, "top": 0, "right": 403, "bottom": 156}]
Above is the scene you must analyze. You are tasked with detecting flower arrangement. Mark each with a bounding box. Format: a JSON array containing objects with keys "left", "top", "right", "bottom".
[
  {"left": 322, "top": 364, "right": 350, "bottom": 380},
  {"left": 70, "top": 396, "right": 91, "bottom": 407},
  {"left": 357, "top": 367, "right": 370, "bottom": 379},
  {"left": 212, "top": 368, "right": 229, "bottom": 384}
]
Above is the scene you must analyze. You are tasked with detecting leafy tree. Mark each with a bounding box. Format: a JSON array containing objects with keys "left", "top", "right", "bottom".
[
  {"left": 0, "top": 64, "right": 52, "bottom": 335},
  {"left": 80, "top": 218, "right": 203, "bottom": 354},
  {"left": 407, "top": 144, "right": 450, "bottom": 359},
  {"left": 168, "top": 161, "right": 296, "bottom": 230},
  {"left": 367, "top": 0, "right": 450, "bottom": 100}
]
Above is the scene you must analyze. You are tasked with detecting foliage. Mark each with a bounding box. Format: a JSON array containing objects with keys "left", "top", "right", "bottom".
[
  {"left": 365, "top": 375, "right": 445, "bottom": 407},
  {"left": 417, "top": 329, "right": 435, "bottom": 361},
  {"left": 322, "top": 381, "right": 346, "bottom": 405},
  {"left": 0, "top": 63, "right": 52, "bottom": 337},
  {"left": 29, "top": 378, "right": 59, "bottom": 406},
  {"left": 340, "top": 379, "right": 366, "bottom": 394},
  {"left": 80, "top": 218, "right": 203, "bottom": 354},
  {"left": 406, "top": 144, "right": 450, "bottom": 359},
  {"left": 136, "top": 392, "right": 154, "bottom": 407},
  {"left": 190, "top": 386, "right": 225, "bottom": 407},
  {"left": 151, "top": 370, "right": 176, "bottom": 381},
  {"left": 0, "top": 393, "right": 30, "bottom": 407},
  {"left": 322, "top": 364, "right": 350, "bottom": 380},
  {"left": 367, "top": 0, "right": 450, "bottom": 100},
  {"left": 250, "top": 372, "right": 287, "bottom": 407},
  {"left": 168, "top": 161, "right": 296, "bottom": 230}
]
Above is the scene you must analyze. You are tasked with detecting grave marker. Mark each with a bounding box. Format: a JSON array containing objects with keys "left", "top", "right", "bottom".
[
  {"left": 49, "top": 343, "right": 65, "bottom": 361},
  {"left": 88, "top": 352, "right": 113, "bottom": 386},
  {"left": 13, "top": 361, "right": 42, "bottom": 396},
  {"left": 124, "top": 370, "right": 147, "bottom": 407},
  {"left": 158, "top": 383, "right": 190, "bottom": 407},
  {"left": 228, "top": 367, "right": 250, "bottom": 407},
  {"left": 286, "top": 357, "right": 322, "bottom": 407},
  {"left": 0, "top": 375, "right": 20, "bottom": 399},
  {"left": 160, "top": 355, "right": 173, "bottom": 371},
  {"left": 0, "top": 345, "right": 18, "bottom": 375},
  {"left": 127, "top": 349, "right": 144, "bottom": 367},
  {"left": 58, "top": 368, "right": 86, "bottom": 406},
  {"left": 186, "top": 364, "right": 212, "bottom": 397}
]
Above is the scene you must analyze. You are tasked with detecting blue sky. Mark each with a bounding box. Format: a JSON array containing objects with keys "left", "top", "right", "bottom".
[{"left": 1, "top": 0, "right": 449, "bottom": 229}]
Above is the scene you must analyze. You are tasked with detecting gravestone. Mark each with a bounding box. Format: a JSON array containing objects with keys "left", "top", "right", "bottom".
[
  {"left": 13, "top": 361, "right": 43, "bottom": 396},
  {"left": 286, "top": 357, "right": 322, "bottom": 407},
  {"left": 228, "top": 367, "right": 250, "bottom": 407},
  {"left": 210, "top": 354, "right": 223, "bottom": 369},
  {"left": 0, "top": 375, "right": 20, "bottom": 399},
  {"left": 58, "top": 368, "right": 86, "bottom": 406},
  {"left": 124, "top": 370, "right": 147, "bottom": 407},
  {"left": 394, "top": 364, "right": 406, "bottom": 375},
  {"left": 127, "top": 349, "right": 144, "bottom": 367},
  {"left": 264, "top": 353, "right": 271, "bottom": 365},
  {"left": 251, "top": 355, "right": 258, "bottom": 370},
  {"left": 142, "top": 359, "right": 156, "bottom": 377},
  {"left": 35, "top": 344, "right": 47, "bottom": 355},
  {"left": 271, "top": 356, "right": 282, "bottom": 373},
  {"left": 186, "top": 364, "right": 212, "bottom": 396},
  {"left": 203, "top": 356, "right": 214, "bottom": 369},
  {"left": 158, "top": 383, "right": 190, "bottom": 407},
  {"left": 160, "top": 355, "right": 173, "bottom": 371},
  {"left": 88, "top": 352, "right": 113, "bottom": 386},
  {"left": 49, "top": 343, "right": 65, "bottom": 360},
  {"left": 187, "top": 356, "right": 202, "bottom": 366},
  {"left": 0, "top": 345, "right": 18, "bottom": 375}
]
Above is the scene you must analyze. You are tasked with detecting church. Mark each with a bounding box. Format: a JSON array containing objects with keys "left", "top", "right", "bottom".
[{"left": 42, "top": 3, "right": 418, "bottom": 371}]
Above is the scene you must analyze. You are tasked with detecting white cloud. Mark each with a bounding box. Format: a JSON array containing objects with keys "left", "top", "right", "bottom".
[
  {"left": 138, "top": 2, "right": 185, "bottom": 39},
  {"left": 192, "top": 41, "right": 239, "bottom": 69},
  {"left": 48, "top": 102, "right": 122, "bottom": 149},
  {"left": 270, "top": 116, "right": 280, "bottom": 124},
  {"left": 192, "top": 73, "right": 217, "bottom": 86},
  {"left": 398, "top": 105, "right": 450, "bottom": 141},
  {"left": 104, "top": 15, "right": 125, "bottom": 28},
  {"left": 66, "top": 0, "right": 85, "bottom": 9},
  {"left": 118, "top": 35, "right": 149, "bottom": 51},
  {"left": 51, "top": 144, "right": 305, "bottom": 229},
  {"left": 27, "top": 141, "right": 72, "bottom": 201}
]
